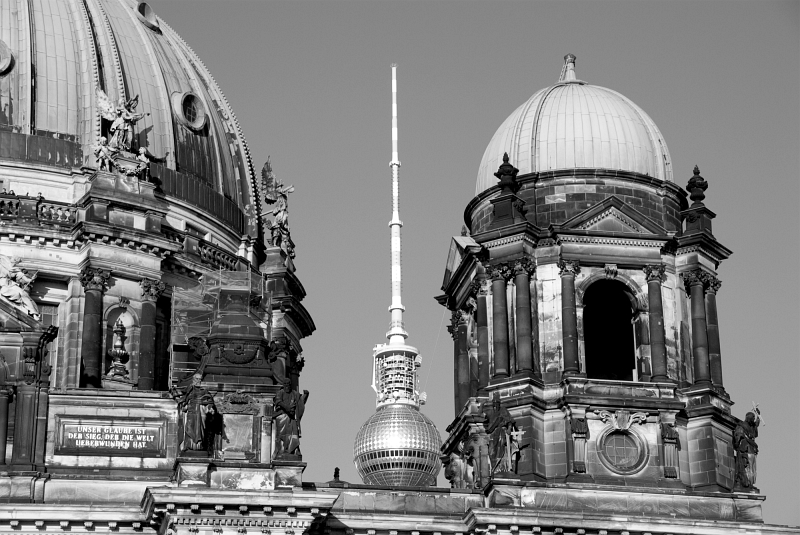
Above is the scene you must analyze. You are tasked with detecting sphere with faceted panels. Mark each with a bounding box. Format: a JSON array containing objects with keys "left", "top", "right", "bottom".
[{"left": 354, "top": 404, "right": 442, "bottom": 487}]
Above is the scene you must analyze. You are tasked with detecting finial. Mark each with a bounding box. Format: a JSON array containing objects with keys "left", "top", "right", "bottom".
[
  {"left": 494, "top": 152, "right": 520, "bottom": 194},
  {"left": 686, "top": 165, "right": 708, "bottom": 205},
  {"left": 559, "top": 54, "right": 577, "bottom": 82}
]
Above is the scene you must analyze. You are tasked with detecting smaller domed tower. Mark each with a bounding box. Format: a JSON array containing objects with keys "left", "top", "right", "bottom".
[
  {"left": 353, "top": 65, "right": 441, "bottom": 487},
  {"left": 437, "top": 56, "right": 761, "bottom": 520}
]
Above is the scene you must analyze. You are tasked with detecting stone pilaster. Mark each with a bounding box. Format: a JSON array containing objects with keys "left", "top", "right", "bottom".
[
  {"left": 476, "top": 277, "right": 491, "bottom": 391},
  {"left": 0, "top": 386, "right": 10, "bottom": 464},
  {"left": 138, "top": 278, "right": 167, "bottom": 391},
  {"left": 558, "top": 259, "right": 581, "bottom": 377},
  {"left": 513, "top": 259, "right": 535, "bottom": 374},
  {"left": 705, "top": 277, "right": 724, "bottom": 390},
  {"left": 488, "top": 263, "right": 511, "bottom": 379},
  {"left": 682, "top": 269, "right": 712, "bottom": 386},
  {"left": 79, "top": 267, "right": 111, "bottom": 388},
  {"left": 644, "top": 264, "right": 669, "bottom": 382}
]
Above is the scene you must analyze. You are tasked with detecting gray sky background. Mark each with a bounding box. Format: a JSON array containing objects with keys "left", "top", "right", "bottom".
[{"left": 150, "top": 0, "right": 799, "bottom": 526}]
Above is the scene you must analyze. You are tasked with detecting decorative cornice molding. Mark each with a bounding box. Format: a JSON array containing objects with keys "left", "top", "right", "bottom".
[{"left": 557, "top": 235, "right": 666, "bottom": 248}]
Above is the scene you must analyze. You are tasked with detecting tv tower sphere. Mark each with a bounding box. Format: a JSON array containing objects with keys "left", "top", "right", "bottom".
[{"left": 353, "top": 64, "right": 442, "bottom": 486}]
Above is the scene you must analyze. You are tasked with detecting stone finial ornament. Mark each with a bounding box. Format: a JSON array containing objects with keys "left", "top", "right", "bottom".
[
  {"left": 494, "top": 153, "right": 520, "bottom": 194},
  {"left": 106, "top": 319, "right": 130, "bottom": 379},
  {"left": 686, "top": 165, "right": 708, "bottom": 205}
]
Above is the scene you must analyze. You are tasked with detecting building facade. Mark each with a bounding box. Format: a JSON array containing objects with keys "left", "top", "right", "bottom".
[{"left": 0, "top": 2, "right": 796, "bottom": 535}]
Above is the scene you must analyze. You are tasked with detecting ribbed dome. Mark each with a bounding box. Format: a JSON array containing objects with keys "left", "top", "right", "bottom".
[
  {"left": 354, "top": 404, "right": 442, "bottom": 487},
  {"left": 0, "top": 0, "right": 257, "bottom": 235},
  {"left": 476, "top": 55, "right": 673, "bottom": 195}
]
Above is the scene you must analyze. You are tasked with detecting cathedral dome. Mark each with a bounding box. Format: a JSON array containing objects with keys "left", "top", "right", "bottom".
[
  {"left": 0, "top": 0, "right": 258, "bottom": 238},
  {"left": 475, "top": 54, "right": 673, "bottom": 195},
  {"left": 354, "top": 403, "right": 442, "bottom": 487}
]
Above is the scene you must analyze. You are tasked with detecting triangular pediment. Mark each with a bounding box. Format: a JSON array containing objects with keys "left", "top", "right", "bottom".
[
  {"left": 442, "top": 236, "right": 481, "bottom": 290},
  {"left": 560, "top": 196, "right": 667, "bottom": 235}
]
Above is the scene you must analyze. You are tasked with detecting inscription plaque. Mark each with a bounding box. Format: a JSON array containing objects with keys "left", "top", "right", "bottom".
[{"left": 55, "top": 416, "right": 167, "bottom": 457}]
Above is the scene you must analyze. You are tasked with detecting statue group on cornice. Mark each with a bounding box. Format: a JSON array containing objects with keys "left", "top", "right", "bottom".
[{"left": 97, "top": 89, "right": 150, "bottom": 152}]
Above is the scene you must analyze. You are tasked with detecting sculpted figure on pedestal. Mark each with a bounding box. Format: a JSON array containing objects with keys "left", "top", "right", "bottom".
[
  {"left": 203, "top": 404, "right": 228, "bottom": 458},
  {"left": 260, "top": 159, "right": 296, "bottom": 263},
  {"left": 487, "top": 395, "right": 523, "bottom": 475},
  {"left": 0, "top": 255, "right": 39, "bottom": 319},
  {"left": 93, "top": 136, "right": 116, "bottom": 172},
  {"left": 734, "top": 409, "right": 761, "bottom": 490},
  {"left": 96, "top": 89, "right": 150, "bottom": 152},
  {"left": 272, "top": 379, "right": 309, "bottom": 459},
  {"left": 171, "top": 373, "right": 216, "bottom": 454}
]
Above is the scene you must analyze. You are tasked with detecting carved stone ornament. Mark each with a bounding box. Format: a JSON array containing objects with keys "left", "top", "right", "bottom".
[
  {"left": 218, "top": 341, "right": 260, "bottom": 365},
  {"left": 707, "top": 276, "right": 722, "bottom": 294},
  {"left": 643, "top": 264, "right": 666, "bottom": 283},
  {"left": 680, "top": 269, "right": 714, "bottom": 295},
  {"left": 604, "top": 264, "right": 618, "bottom": 279},
  {"left": 595, "top": 409, "right": 647, "bottom": 430},
  {"left": 557, "top": 258, "right": 581, "bottom": 277},
  {"left": 79, "top": 266, "right": 111, "bottom": 292},
  {"left": 512, "top": 258, "right": 535, "bottom": 277},
  {"left": 140, "top": 278, "right": 167, "bottom": 301},
  {"left": 0, "top": 254, "right": 40, "bottom": 318},
  {"left": 484, "top": 262, "right": 511, "bottom": 281},
  {"left": 216, "top": 390, "right": 261, "bottom": 415}
]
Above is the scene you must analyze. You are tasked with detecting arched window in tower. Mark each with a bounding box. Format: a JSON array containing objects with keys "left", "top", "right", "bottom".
[{"left": 583, "top": 279, "right": 637, "bottom": 381}]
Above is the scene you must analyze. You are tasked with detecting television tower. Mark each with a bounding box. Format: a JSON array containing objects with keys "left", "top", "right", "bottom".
[{"left": 353, "top": 64, "right": 442, "bottom": 487}]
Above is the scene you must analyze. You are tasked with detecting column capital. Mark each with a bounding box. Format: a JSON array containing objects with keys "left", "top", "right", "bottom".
[
  {"left": 558, "top": 258, "right": 581, "bottom": 277},
  {"left": 643, "top": 264, "right": 666, "bottom": 283},
  {"left": 483, "top": 262, "right": 512, "bottom": 281},
  {"left": 706, "top": 276, "right": 722, "bottom": 294},
  {"left": 512, "top": 258, "right": 536, "bottom": 277},
  {"left": 140, "top": 278, "right": 167, "bottom": 302},
  {"left": 680, "top": 269, "right": 716, "bottom": 294},
  {"left": 79, "top": 267, "right": 111, "bottom": 292}
]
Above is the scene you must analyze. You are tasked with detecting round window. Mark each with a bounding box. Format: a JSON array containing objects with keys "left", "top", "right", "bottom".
[
  {"left": 0, "top": 39, "right": 13, "bottom": 75},
  {"left": 136, "top": 2, "right": 160, "bottom": 31},
  {"left": 597, "top": 430, "right": 647, "bottom": 475},
  {"left": 172, "top": 92, "right": 206, "bottom": 131}
]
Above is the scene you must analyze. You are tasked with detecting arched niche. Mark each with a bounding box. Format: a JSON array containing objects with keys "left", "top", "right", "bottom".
[
  {"left": 581, "top": 278, "right": 640, "bottom": 381},
  {"left": 103, "top": 306, "right": 140, "bottom": 379}
]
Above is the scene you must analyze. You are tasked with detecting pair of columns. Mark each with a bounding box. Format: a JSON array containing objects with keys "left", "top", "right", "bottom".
[
  {"left": 558, "top": 260, "right": 669, "bottom": 381},
  {"left": 682, "top": 269, "right": 724, "bottom": 388},
  {"left": 79, "top": 267, "right": 166, "bottom": 390}
]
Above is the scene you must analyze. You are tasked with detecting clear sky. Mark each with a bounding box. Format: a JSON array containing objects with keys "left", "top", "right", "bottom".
[{"left": 150, "top": 0, "right": 799, "bottom": 526}]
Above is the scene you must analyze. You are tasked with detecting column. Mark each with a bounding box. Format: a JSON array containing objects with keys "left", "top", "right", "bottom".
[
  {"left": 79, "top": 267, "right": 110, "bottom": 388},
  {"left": 139, "top": 278, "right": 167, "bottom": 391},
  {"left": 644, "top": 264, "right": 669, "bottom": 382},
  {"left": 513, "top": 259, "right": 535, "bottom": 374},
  {"left": 476, "top": 277, "right": 491, "bottom": 390},
  {"left": 705, "top": 277, "right": 724, "bottom": 389},
  {"left": 682, "top": 270, "right": 711, "bottom": 386},
  {"left": 0, "top": 387, "right": 10, "bottom": 464},
  {"left": 558, "top": 259, "right": 581, "bottom": 376},
  {"left": 456, "top": 309, "right": 470, "bottom": 411},
  {"left": 449, "top": 313, "right": 459, "bottom": 415},
  {"left": 489, "top": 264, "right": 510, "bottom": 379}
]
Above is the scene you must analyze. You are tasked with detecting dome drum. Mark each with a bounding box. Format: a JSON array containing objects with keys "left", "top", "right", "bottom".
[{"left": 466, "top": 168, "right": 687, "bottom": 236}]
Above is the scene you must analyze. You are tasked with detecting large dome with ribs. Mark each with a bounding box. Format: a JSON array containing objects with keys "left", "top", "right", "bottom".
[{"left": 0, "top": 0, "right": 257, "bottom": 238}]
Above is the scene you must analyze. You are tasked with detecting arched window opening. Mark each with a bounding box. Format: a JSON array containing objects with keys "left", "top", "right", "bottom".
[{"left": 583, "top": 279, "right": 637, "bottom": 381}]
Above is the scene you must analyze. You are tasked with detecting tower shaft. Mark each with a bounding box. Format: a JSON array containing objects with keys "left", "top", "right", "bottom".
[{"left": 387, "top": 63, "right": 407, "bottom": 344}]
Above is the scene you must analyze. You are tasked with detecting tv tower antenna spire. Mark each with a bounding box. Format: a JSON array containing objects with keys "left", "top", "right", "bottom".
[{"left": 387, "top": 62, "right": 407, "bottom": 344}]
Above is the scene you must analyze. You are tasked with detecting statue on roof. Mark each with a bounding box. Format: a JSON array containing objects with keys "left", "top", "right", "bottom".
[
  {"left": 96, "top": 88, "right": 150, "bottom": 152},
  {"left": 93, "top": 136, "right": 117, "bottom": 172},
  {"left": 0, "top": 254, "right": 39, "bottom": 319},
  {"left": 733, "top": 407, "right": 762, "bottom": 491},
  {"left": 260, "top": 158, "right": 296, "bottom": 263},
  {"left": 170, "top": 373, "right": 216, "bottom": 454},
  {"left": 486, "top": 394, "right": 524, "bottom": 476},
  {"left": 272, "top": 378, "right": 309, "bottom": 459}
]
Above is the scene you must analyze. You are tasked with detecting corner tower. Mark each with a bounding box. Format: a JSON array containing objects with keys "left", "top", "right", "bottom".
[
  {"left": 353, "top": 64, "right": 442, "bottom": 487},
  {"left": 437, "top": 55, "right": 766, "bottom": 523}
]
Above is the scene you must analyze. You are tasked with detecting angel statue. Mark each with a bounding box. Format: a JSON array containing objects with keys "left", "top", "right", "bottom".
[
  {"left": 96, "top": 88, "right": 150, "bottom": 152},
  {"left": 260, "top": 158, "right": 296, "bottom": 261},
  {"left": 0, "top": 254, "right": 39, "bottom": 319}
]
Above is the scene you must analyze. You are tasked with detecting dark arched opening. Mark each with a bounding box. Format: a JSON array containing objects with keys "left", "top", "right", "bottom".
[{"left": 583, "top": 279, "right": 636, "bottom": 381}]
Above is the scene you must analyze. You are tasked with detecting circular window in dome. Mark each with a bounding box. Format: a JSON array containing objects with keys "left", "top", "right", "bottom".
[
  {"left": 0, "top": 40, "right": 14, "bottom": 75},
  {"left": 136, "top": 2, "right": 160, "bottom": 31},
  {"left": 597, "top": 429, "right": 648, "bottom": 475},
  {"left": 171, "top": 91, "right": 207, "bottom": 131}
]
